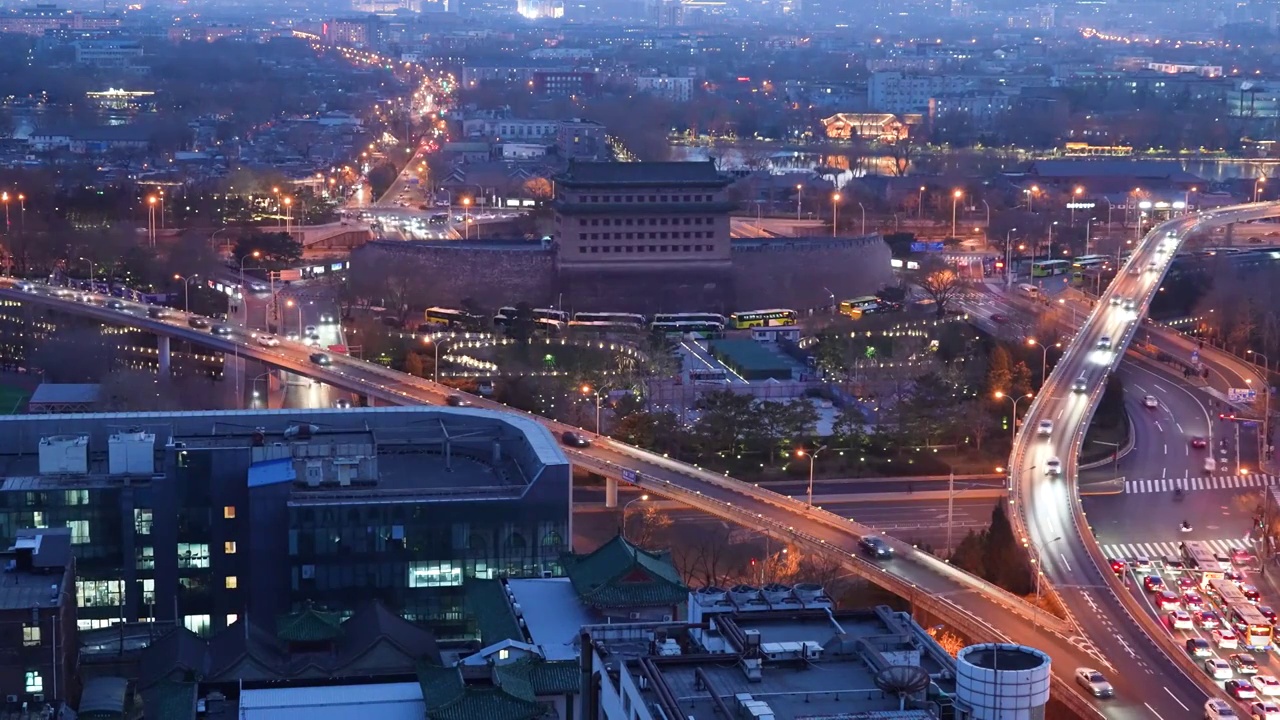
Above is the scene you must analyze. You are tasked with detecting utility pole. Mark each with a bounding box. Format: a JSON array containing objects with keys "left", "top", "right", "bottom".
[{"left": 946, "top": 469, "right": 955, "bottom": 556}]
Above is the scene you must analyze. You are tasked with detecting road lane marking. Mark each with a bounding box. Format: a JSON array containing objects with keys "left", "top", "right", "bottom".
[
  {"left": 1163, "top": 687, "right": 1188, "bottom": 712},
  {"left": 1155, "top": 421, "right": 1163, "bottom": 432},
  {"left": 1154, "top": 383, "right": 1168, "bottom": 393},
  {"left": 1176, "top": 423, "right": 1183, "bottom": 433},
  {"left": 1145, "top": 701, "right": 1166, "bottom": 720},
  {"left": 1061, "top": 553, "right": 1071, "bottom": 572},
  {"left": 1163, "top": 444, "right": 1168, "bottom": 455}
]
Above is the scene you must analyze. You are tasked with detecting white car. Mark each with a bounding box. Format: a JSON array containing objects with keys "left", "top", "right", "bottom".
[
  {"left": 1143, "top": 395, "right": 1159, "bottom": 409},
  {"left": 1037, "top": 419, "right": 1054, "bottom": 436},
  {"left": 256, "top": 335, "right": 280, "bottom": 347},
  {"left": 1206, "top": 657, "right": 1234, "bottom": 680},
  {"left": 1205, "top": 698, "right": 1237, "bottom": 720},
  {"left": 1097, "top": 336, "right": 1113, "bottom": 350},
  {"left": 1133, "top": 556, "right": 1152, "bottom": 573},
  {"left": 1168, "top": 610, "right": 1195, "bottom": 630},
  {"left": 304, "top": 325, "right": 318, "bottom": 336},
  {"left": 1253, "top": 675, "right": 1280, "bottom": 697},
  {"left": 1252, "top": 701, "right": 1280, "bottom": 720},
  {"left": 1074, "top": 667, "right": 1114, "bottom": 698},
  {"left": 1045, "top": 457, "right": 1062, "bottom": 476},
  {"left": 1215, "top": 627, "right": 1239, "bottom": 649}
]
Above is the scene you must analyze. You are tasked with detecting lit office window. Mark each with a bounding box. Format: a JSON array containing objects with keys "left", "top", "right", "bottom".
[
  {"left": 22, "top": 625, "right": 40, "bottom": 647},
  {"left": 224, "top": 541, "right": 237, "bottom": 555},
  {"left": 24, "top": 671, "right": 42, "bottom": 693},
  {"left": 224, "top": 506, "right": 236, "bottom": 519},
  {"left": 225, "top": 576, "right": 238, "bottom": 589}
]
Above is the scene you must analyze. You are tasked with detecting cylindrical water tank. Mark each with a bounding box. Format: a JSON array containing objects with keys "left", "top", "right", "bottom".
[{"left": 955, "top": 643, "right": 1051, "bottom": 720}]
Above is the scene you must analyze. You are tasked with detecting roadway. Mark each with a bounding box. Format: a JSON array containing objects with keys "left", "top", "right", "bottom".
[
  {"left": 1012, "top": 202, "right": 1280, "bottom": 718},
  {"left": 0, "top": 277, "right": 1118, "bottom": 716}
]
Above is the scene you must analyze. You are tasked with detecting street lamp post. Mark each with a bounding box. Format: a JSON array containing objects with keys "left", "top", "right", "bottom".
[
  {"left": 1248, "top": 350, "right": 1271, "bottom": 464},
  {"left": 1005, "top": 228, "right": 1017, "bottom": 288},
  {"left": 239, "top": 250, "right": 261, "bottom": 294},
  {"left": 173, "top": 274, "right": 199, "bottom": 313},
  {"left": 917, "top": 186, "right": 925, "bottom": 219},
  {"left": 1026, "top": 338, "right": 1060, "bottom": 386},
  {"left": 951, "top": 189, "right": 963, "bottom": 238},
  {"left": 795, "top": 184, "right": 803, "bottom": 220},
  {"left": 1025, "top": 185, "right": 1039, "bottom": 212},
  {"left": 79, "top": 257, "right": 95, "bottom": 290},
  {"left": 981, "top": 198, "right": 990, "bottom": 229},
  {"left": 462, "top": 197, "right": 472, "bottom": 240},
  {"left": 831, "top": 193, "right": 840, "bottom": 237},
  {"left": 1256, "top": 177, "right": 1267, "bottom": 203},
  {"left": 16, "top": 193, "right": 23, "bottom": 233},
  {"left": 1070, "top": 186, "right": 1085, "bottom": 225},
  {"left": 422, "top": 335, "right": 451, "bottom": 384},
  {"left": 995, "top": 391, "right": 1034, "bottom": 446},
  {"left": 580, "top": 384, "right": 606, "bottom": 435},
  {"left": 1047, "top": 221, "right": 1059, "bottom": 262},
  {"left": 251, "top": 371, "right": 272, "bottom": 408},
  {"left": 1023, "top": 535, "right": 1062, "bottom": 630},
  {"left": 284, "top": 299, "right": 303, "bottom": 336},
  {"left": 796, "top": 445, "right": 828, "bottom": 506},
  {"left": 857, "top": 202, "right": 866, "bottom": 235},
  {"left": 147, "top": 196, "right": 158, "bottom": 247},
  {"left": 0, "top": 192, "right": 8, "bottom": 234},
  {"left": 283, "top": 197, "right": 294, "bottom": 235},
  {"left": 620, "top": 494, "right": 650, "bottom": 541}
]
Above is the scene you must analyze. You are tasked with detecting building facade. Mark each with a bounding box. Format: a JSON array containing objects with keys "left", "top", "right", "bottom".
[
  {"left": 0, "top": 407, "right": 570, "bottom": 643},
  {"left": 635, "top": 75, "right": 694, "bottom": 102},
  {"left": 552, "top": 160, "right": 734, "bottom": 270},
  {"left": 0, "top": 528, "right": 78, "bottom": 710}
]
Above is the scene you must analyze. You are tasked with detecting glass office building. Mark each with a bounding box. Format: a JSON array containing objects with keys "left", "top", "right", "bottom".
[{"left": 0, "top": 407, "right": 571, "bottom": 640}]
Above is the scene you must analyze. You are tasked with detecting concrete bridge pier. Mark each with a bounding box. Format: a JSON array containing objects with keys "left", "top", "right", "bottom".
[
  {"left": 605, "top": 475, "right": 618, "bottom": 508},
  {"left": 158, "top": 336, "right": 171, "bottom": 376},
  {"left": 357, "top": 393, "right": 371, "bottom": 407}
]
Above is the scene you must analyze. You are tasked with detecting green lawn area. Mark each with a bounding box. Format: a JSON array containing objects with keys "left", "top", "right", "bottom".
[
  {"left": 1081, "top": 410, "right": 1130, "bottom": 465},
  {"left": 0, "top": 385, "right": 28, "bottom": 414}
]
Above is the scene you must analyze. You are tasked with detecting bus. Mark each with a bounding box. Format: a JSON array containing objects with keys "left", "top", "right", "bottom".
[
  {"left": 1209, "top": 580, "right": 1274, "bottom": 647},
  {"left": 497, "top": 306, "right": 570, "bottom": 323},
  {"left": 568, "top": 320, "right": 643, "bottom": 334},
  {"left": 652, "top": 312, "right": 727, "bottom": 326},
  {"left": 573, "top": 312, "right": 647, "bottom": 326},
  {"left": 1181, "top": 541, "right": 1225, "bottom": 585},
  {"left": 423, "top": 307, "right": 479, "bottom": 328},
  {"left": 729, "top": 309, "right": 798, "bottom": 329},
  {"left": 839, "top": 296, "right": 881, "bottom": 317},
  {"left": 651, "top": 320, "right": 724, "bottom": 335},
  {"left": 1030, "top": 260, "right": 1071, "bottom": 277},
  {"left": 1071, "top": 254, "right": 1110, "bottom": 269}
]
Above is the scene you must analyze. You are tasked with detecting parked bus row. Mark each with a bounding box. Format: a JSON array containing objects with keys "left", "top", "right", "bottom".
[{"left": 418, "top": 307, "right": 799, "bottom": 335}]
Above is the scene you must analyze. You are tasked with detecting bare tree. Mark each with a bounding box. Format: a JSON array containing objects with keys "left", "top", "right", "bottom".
[
  {"left": 915, "top": 258, "right": 966, "bottom": 317},
  {"left": 625, "top": 504, "right": 674, "bottom": 550}
]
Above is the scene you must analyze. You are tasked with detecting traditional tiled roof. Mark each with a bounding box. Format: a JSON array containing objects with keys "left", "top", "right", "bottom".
[
  {"left": 140, "top": 680, "right": 197, "bottom": 720},
  {"left": 527, "top": 660, "right": 580, "bottom": 695},
  {"left": 556, "top": 159, "right": 730, "bottom": 187},
  {"left": 466, "top": 579, "right": 525, "bottom": 646},
  {"left": 562, "top": 534, "right": 688, "bottom": 608},
  {"left": 276, "top": 603, "right": 344, "bottom": 642},
  {"left": 420, "top": 664, "right": 545, "bottom": 720}
]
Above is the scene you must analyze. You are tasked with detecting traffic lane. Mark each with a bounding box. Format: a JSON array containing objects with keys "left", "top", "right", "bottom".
[
  {"left": 1122, "top": 360, "right": 1215, "bottom": 479},
  {"left": 1083, "top": 488, "right": 1253, "bottom": 550},
  {"left": 757, "top": 476, "right": 1006, "bottom": 497}
]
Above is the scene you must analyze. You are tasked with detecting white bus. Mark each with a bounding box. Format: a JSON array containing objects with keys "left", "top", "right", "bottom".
[
  {"left": 652, "top": 312, "right": 726, "bottom": 326},
  {"left": 573, "top": 312, "right": 646, "bottom": 326}
]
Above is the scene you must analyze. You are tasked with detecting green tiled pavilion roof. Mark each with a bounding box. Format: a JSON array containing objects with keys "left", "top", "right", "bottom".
[
  {"left": 420, "top": 664, "right": 545, "bottom": 720},
  {"left": 563, "top": 534, "right": 688, "bottom": 609},
  {"left": 466, "top": 579, "right": 525, "bottom": 646},
  {"left": 276, "top": 603, "right": 344, "bottom": 642},
  {"left": 527, "top": 660, "right": 580, "bottom": 695}
]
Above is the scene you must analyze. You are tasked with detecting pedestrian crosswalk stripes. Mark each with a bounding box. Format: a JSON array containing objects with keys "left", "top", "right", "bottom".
[
  {"left": 1124, "top": 475, "right": 1276, "bottom": 494},
  {"left": 1099, "top": 538, "right": 1250, "bottom": 561}
]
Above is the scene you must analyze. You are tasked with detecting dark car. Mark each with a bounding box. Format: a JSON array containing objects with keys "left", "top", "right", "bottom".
[
  {"left": 187, "top": 317, "right": 210, "bottom": 329},
  {"left": 1259, "top": 606, "right": 1277, "bottom": 626},
  {"left": 446, "top": 395, "right": 472, "bottom": 407},
  {"left": 146, "top": 306, "right": 169, "bottom": 319},
  {"left": 104, "top": 299, "right": 126, "bottom": 310},
  {"left": 309, "top": 353, "right": 331, "bottom": 366},
  {"left": 211, "top": 325, "right": 233, "bottom": 336},
  {"left": 1190, "top": 436, "right": 1208, "bottom": 448},
  {"left": 991, "top": 313, "right": 1007, "bottom": 324},
  {"left": 1232, "top": 653, "right": 1260, "bottom": 674},
  {"left": 560, "top": 431, "right": 591, "bottom": 448},
  {"left": 1108, "top": 558, "right": 1126, "bottom": 575},
  {"left": 859, "top": 536, "right": 893, "bottom": 560},
  {"left": 1227, "top": 679, "right": 1258, "bottom": 700},
  {"left": 1186, "top": 637, "right": 1212, "bottom": 658}
]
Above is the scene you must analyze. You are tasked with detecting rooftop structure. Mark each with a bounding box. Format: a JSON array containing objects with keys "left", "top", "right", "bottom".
[
  {"left": 0, "top": 528, "right": 77, "bottom": 711},
  {"left": 26, "top": 383, "right": 100, "bottom": 414},
  {"left": 0, "top": 407, "right": 570, "bottom": 641},
  {"left": 585, "top": 593, "right": 958, "bottom": 720}
]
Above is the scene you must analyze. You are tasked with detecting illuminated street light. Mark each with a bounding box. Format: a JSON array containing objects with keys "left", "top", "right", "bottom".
[
  {"left": 995, "top": 391, "right": 1034, "bottom": 445},
  {"left": 951, "top": 189, "right": 963, "bottom": 238},
  {"left": 795, "top": 445, "right": 828, "bottom": 507}
]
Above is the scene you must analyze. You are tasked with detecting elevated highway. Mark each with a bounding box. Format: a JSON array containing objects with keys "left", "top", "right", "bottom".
[
  {"left": 1011, "top": 202, "right": 1280, "bottom": 716},
  {"left": 1, "top": 279, "right": 1111, "bottom": 715}
]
